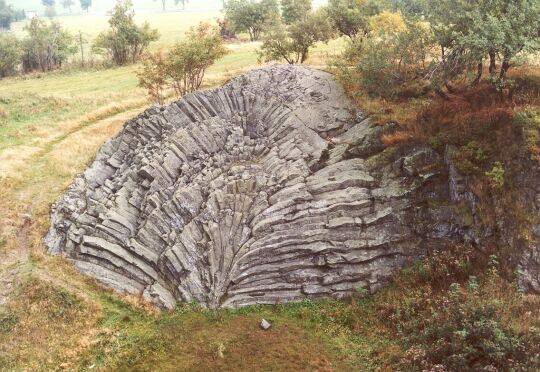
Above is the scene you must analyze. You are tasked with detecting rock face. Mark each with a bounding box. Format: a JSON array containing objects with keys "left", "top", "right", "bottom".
[{"left": 45, "top": 65, "right": 469, "bottom": 309}]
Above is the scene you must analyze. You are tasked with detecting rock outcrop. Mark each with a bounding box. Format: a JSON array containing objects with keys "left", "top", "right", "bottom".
[{"left": 45, "top": 65, "right": 473, "bottom": 308}]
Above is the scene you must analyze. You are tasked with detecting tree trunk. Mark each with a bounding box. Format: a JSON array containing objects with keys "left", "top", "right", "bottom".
[
  {"left": 472, "top": 61, "right": 483, "bottom": 86},
  {"left": 489, "top": 50, "right": 496, "bottom": 75},
  {"left": 500, "top": 59, "right": 510, "bottom": 79}
]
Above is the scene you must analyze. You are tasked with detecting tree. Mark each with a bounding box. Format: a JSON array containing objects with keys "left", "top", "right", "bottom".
[
  {"left": 259, "top": 10, "right": 333, "bottom": 64},
  {"left": 165, "top": 23, "right": 228, "bottom": 95},
  {"left": 42, "top": 0, "right": 55, "bottom": 6},
  {"left": 154, "top": 0, "right": 188, "bottom": 11},
  {"left": 356, "top": 12, "right": 436, "bottom": 97},
  {"left": 138, "top": 51, "right": 168, "bottom": 104},
  {"left": 21, "top": 18, "right": 76, "bottom": 72},
  {"left": 175, "top": 0, "right": 189, "bottom": 10},
  {"left": 0, "top": 33, "right": 21, "bottom": 78},
  {"left": 224, "top": 0, "right": 279, "bottom": 41},
  {"left": 93, "top": 0, "right": 159, "bottom": 65},
  {"left": 326, "top": 0, "right": 379, "bottom": 40},
  {"left": 61, "top": 0, "right": 75, "bottom": 12},
  {"left": 80, "top": 0, "right": 92, "bottom": 12},
  {"left": 280, "top": 0, "right": 311, "bottom": 24},
  {"left": 137, "top": 22, "right": 228, "bottom": 103},
  {"left": 0, "top": 0, "right": 14, "bottom": 29},
  {"left": 426, "top": 0, "right": 540, "bottom": 84}
]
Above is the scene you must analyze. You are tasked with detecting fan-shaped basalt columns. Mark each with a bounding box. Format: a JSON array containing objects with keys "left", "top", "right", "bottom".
[{"left": 45, "top": 65, "right": 446, "bottom": 309}]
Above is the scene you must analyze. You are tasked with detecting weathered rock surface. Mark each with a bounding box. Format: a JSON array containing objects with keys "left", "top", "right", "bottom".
[{"left": 45, "top": 65, "right": 473, "bottom": 308}]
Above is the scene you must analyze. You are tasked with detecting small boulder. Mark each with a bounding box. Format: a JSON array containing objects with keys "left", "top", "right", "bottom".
[{"left": 260, "top": 319, "right": 271, "bottom": 330}]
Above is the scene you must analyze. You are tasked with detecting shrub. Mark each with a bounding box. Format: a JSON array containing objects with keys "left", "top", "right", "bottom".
[
  {"left": 485, "top": 161, "right": 505, "bottom": 190},
  {"left": 165, "top": 23, "right": 228, "bottom": 96},
  {"left": 0, "top": 33, "right": 20, "bottom": 78},
  {"left": 397, "top": 280, "right": 540, "bottom": 371},
  {"left": 452, "top": 141, "right": 489, "bottom": 175},
  {"left": 137, "top": 23, "right": 228, "bottom": 103},
  {"left": 326, "top": 0, "right": 379, "bottom": 40},
  {"left": 224, "top": 0, "right": 279, "bottom": 41},
  {"left": 356, "top": 13, "right": 436, "bottom": 98},
  {"left": 258, "top": 10, "right": 333, "bottom": 64},
  {"left": 137, "top": 51, "right": 168, "bottom": 105},
  {"left": 93, "top": 0, "right": 159, "bottom": 65},
  {"left": 21, "top": 18, "right": 76, "bottom": 73}
]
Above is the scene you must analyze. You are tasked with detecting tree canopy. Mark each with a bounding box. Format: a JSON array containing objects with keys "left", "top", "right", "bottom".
[
  {"left": 80, "top": 0, "right": 92, "bottom": 12},
  {"left": 280, "top": 0, "right": 312, "bottom": 24},
  {"left": 427, "top": 0, "right": 540, "bottom": 82},
  {"left": 93, "top": 0, "right": 159, "bottom": 65},
  {"left": 224, "top": 0, "right": 280, "bottom": 41}
]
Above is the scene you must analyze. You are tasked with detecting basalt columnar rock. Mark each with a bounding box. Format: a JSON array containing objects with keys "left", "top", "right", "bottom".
[{"left": 44, "top": 65, "right": 475, "bottom": 308}]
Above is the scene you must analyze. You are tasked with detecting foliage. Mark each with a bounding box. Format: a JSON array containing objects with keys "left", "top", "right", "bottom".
[
  {"left": 137, "top": 23, "right": 228, "bottom": 102},
  {"left": 427, "top": 0, "right": 540, "bottom": 86},
  {"left": 326, "top": 0, "right": 379, "bottom": 40},
  {"left": 485, "top": 161, "right": 505, "bottom": 190},
  {"left": 61, "top": 0, "right": 75, "bottom": 11},
  {"left": 356, "top": 12, "right": 435, "bottom": 98},
  {"left": 93, "top": 0, "right": 159, "bottom": 65},
  {"left": 387, "top": 0, "right": 427, "bottom": 18},
  {"left": 216, "top": 17, "right": 236, "bottom": 40},
  {"left": 80, "top": 0, "right": 92, "bottom": 12},
  {"left": 42, "top": 0, "right": 56, "bottom": 6},
  {"left": 515, "top": 108, "right": 540, "bottom": 165},
  {"left": 280, "top": 0, "right": 312, "bottom": 24},
  {"left": 396, "top": 277, "right": 539, "bottom": 371},
  {"left": 0, "top": 33, "right": 21, "bottom": 78},
  {"left": 258, "top": 10, "right": 333, "bottom": 64},
  {"left": 451, "top": 141, "right": 489, "bottom": 175},
  {"left": 137, "top": 51, "right": 167, "bottom": 105},
  {"left": 21, "top": 18, "right": 77, "bottom": 73},
  {"left": 0, "top": 0, "right": 13, "bottom": 29},
  {"left": 224, "top": 0, "right": 279, "bottom": 41},
  {"left": 165, "top": 23, "right": 228, "bottom": 96}
]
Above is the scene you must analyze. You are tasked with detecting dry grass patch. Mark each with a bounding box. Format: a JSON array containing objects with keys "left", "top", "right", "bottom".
[{"left": 0, "top": 278, "right": 102, "bottom": 371}]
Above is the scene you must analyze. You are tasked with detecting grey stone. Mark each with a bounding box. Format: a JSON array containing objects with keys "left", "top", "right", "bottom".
[
  {"left": 44, "top": 65, "right": 474, "bottom": 309},
  {"left": 260, "top": 319, "right": 271, "bottom": 330}
]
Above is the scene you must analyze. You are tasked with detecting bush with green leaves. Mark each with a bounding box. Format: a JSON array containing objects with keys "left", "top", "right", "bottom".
[
  {"left": 137, "top": 23, "right": 228, "bottom": 103},
  {"left": 224, "top": 0, "right": 279, "bottom": 41},
  {"left": 280, "top": 0, "right": 312, "bottom": 24},
  {"left": 258, "top": 10, "right": 333, "bottom": 64},
  {"left": 326, "top": 0, "right": 379, "bottom": 40},
  {"left": 355, "top": 12, "right": 436, "bottom": 98},
  {"left": 427, "top": 0, "right": 540, "bottom": 87},
  {"left": 80, "top": 0, "right": 92, "bottom": 12},
  {"left": 93, "top": 0, "right": 159, "bottom": 66},
  {"left": 396, "top": 278, "right": 540, "bottom": 371},
  {"left": 21, "top": 18, "right": 76, "bottom": 73},
  {"left": 0, "top": 33, "right": 21, "bottom": 78}
]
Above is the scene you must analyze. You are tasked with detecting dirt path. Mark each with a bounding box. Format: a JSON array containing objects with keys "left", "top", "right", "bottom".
[
  {"left": 0, "top": 104, "right": 149, "bottom": 307},
  {"left": 0, "top": 215, "right": 31, "bottom": 306}
]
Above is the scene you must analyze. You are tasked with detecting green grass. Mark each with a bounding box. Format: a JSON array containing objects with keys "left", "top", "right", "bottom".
[{"left": 11, "top": 11, "right": 223, "bottom": 47}]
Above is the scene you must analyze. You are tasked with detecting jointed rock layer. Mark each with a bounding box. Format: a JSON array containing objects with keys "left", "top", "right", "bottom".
[{"left": 45, "top": 65, "right": 462, "bottom": 308}]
